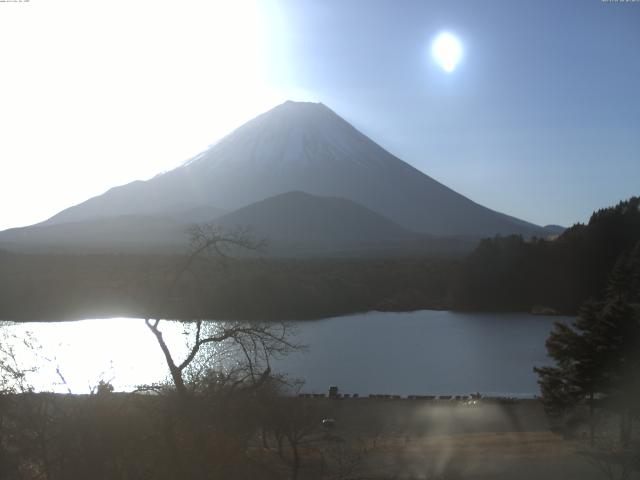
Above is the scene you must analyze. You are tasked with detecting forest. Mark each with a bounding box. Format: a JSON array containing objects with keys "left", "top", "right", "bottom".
[
  {"left": 453, "top": 197, "right": 640, "bottom": 314},
  {"left": 0, "top": 253, "right": 455, "bottom": 321}
]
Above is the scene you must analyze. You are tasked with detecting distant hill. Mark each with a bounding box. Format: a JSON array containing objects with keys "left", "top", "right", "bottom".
[
  {"left": 216, "top": 191, "right": 413, "bottom": 242},
  {"left": 542, "top": 224, "right": 565, "bottom": 236},
  {"left": 214, "top": 191, "right": 473, "bottom": 257},
  {"left": 164, "top": 204, "right": 226, "bottom": 224},
  {"left": 38, "top": 101, "right": 551, "bottom": 238}
]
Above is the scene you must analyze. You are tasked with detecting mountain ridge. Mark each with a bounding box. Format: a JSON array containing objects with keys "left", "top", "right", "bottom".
[
  {"left": 7, "top": 101, "right": 554, "bottom": 251},
  {"left": 0, "top": 191, "right": 475, "bottom": 257}
]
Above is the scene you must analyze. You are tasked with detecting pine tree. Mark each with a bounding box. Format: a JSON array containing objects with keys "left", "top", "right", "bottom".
[
  {"left": 535, "top": 242, "right": 640, "bottom": 445},
  {"left": 535, "top": 301, "right": 604, "bottom": 443}
]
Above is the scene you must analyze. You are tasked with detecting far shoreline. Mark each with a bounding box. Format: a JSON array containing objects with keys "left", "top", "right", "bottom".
[{"left": 1, "top": 306, "right": 575, "bottom": 324}]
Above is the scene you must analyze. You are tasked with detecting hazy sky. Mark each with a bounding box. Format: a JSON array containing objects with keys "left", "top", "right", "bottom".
[{"left": 1, "top": 0, "right": 638, "bottom": 231}]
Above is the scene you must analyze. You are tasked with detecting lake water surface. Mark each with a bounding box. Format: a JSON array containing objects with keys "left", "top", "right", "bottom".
[{"left": 0, "top": 310, "right": 570, "bottom": 397}]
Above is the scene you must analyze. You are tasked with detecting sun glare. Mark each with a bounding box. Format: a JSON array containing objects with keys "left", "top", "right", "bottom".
[
  {"left": 0, "top": 0, "right": 286, "bottom": 231},
  {"left": 431, "top": 31, "right": 463, "bottom": 73}
]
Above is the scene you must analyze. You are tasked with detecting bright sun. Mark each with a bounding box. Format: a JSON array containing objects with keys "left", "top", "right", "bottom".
[{"left": 431, "top": 32, "right": 463, "bottom": 73}]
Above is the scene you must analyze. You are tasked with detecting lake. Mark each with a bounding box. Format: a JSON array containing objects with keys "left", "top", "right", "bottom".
[{"left": 0, "top": 310, "right": 570, "bottom": 397}]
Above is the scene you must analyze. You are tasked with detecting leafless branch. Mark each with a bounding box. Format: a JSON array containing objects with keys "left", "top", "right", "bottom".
[{"left": 144, "top": 223, "right": 298, "bottom": 399}]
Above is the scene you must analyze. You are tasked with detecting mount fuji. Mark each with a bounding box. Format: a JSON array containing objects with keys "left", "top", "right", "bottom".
[{"left": 1, "top": 101, "right": 554, "bottom": 254}]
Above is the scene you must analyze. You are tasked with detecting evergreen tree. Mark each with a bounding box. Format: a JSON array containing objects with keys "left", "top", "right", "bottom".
[
  {"left": 535, "top": 301, "right": 605, "bottom": 443},
  {"left": 535, "top": 241, "right": 640, "bottom": 445}
]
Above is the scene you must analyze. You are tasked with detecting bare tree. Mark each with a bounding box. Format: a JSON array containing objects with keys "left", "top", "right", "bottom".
[
  {"left": 267, "top": 396, "right": 322, "bottom": 480},
  {"left": 137, "top": 225, "right": 302, "bottom": 480},
  {"left": 145, "top": 318, "right": 296, "bottom": 398},
  {"left": 0, "top": 324, "right": 40, "bottom": 395},
  {"left": 144, "top": 224, "right": 296, "bottom": 399}
]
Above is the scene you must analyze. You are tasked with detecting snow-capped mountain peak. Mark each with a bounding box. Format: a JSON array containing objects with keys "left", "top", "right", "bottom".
[{"left": 41, "top": 100, "right": 547, "bottom": 237}]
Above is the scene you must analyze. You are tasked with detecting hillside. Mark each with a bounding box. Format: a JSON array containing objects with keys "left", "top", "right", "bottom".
[
  {"left": 214, "top": 191, "right": 472, "bottom": 257},
  {"left": 0, "top": 215, "right": 189, "bottom": 254},
  {"left": 453, "top": 197, "right": 640, "bottom": 313},
  {"left": 0, "top": 191, "right": 474, "bottom": 257}
]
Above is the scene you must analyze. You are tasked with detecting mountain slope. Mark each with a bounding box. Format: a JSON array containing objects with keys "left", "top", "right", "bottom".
[
  {"left": 0, "top": 215, "right": 189, "bottom": 253},
  {"left": 0, "top": 192, "right": 474, "bottom": 257},
  {"left": 42, "top": 101, "right": 548, "bottom": 237},
  {"left": 216, "top": 191, "right": 417, "bottom": 244},
  {"left": 214, "top": 191, "right": 474, "bottom": 257}
]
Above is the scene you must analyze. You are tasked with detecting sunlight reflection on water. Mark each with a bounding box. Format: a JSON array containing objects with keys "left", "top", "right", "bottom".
[
  {"left": 1, "top": 318, "right": 193, "bottom": 393},
  {"left": 0, "top": 311, "right": 570, "bottom": 396}
]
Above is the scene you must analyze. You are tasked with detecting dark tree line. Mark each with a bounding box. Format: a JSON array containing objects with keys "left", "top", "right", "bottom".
[
  {"left": 0, "top": 253, "right": 455, "bottom": 321},
  {"left": 453, "top": 197, "right": 640, "bottom": 314}
]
